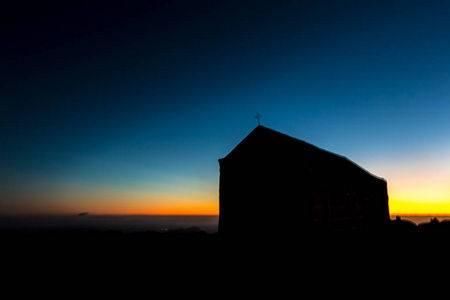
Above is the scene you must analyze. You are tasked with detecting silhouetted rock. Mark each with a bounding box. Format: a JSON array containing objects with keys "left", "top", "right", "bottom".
[
  {"left": 389, "top": 216, "right": 417, "bottom": 236},
  {"left": 417, "top": 217, "right": 444, "bottom": 237}
]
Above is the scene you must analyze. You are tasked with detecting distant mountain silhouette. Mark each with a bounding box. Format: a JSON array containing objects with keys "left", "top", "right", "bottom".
[{"left": 218, "top": 126, "right": 390, "bottom": 237}]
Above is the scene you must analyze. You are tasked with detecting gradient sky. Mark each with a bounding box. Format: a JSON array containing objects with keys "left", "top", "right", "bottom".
[{"left": 2, "top": 0, "right": 450, "bottom": 216}]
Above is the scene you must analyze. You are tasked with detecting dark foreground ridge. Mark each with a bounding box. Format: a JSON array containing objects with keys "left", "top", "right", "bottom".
[
  {"left": 3, "top": 217, "right": 449, "bottom": 250},
  {"left": 2, "top": 219, "right": 447, "bottom": 285}
]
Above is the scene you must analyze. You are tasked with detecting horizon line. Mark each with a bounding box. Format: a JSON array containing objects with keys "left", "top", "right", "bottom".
[
  {"left": 0, "top": 213, "right": 220, "bottom": 217},
  {"left": 1, "top": 213, "right": 450, "bottom": 217},
  {"left": 390, "top": 214, "right": 450, "bottom": 217}
]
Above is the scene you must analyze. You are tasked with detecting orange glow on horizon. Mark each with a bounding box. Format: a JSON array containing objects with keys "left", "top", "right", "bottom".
[
  {"left": 1, "top": 204, "right": 219, "bottom": 216},
  {"left": 0, "top": 190, "right": 219, "bottom": 216},
  {"left": 387, "top": 182, "right": 450, "bottom": 216},
  {"left": 107, "top": 202, "right": 219, "bottom": 216},
  {"left": 72, "top": 200, "right": 219, "bottom": 216},
  {"left": 389, "top": 198, "right": 450, "bottom": 216},
  {"left": 6, "top": 179, "right": 450, "bottom": 217},
  {"left": 363, "top": 147, "right": 450, "bottom": 217}
]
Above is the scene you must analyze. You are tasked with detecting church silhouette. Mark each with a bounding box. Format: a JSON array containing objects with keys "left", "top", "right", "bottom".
[{"left": 218, "top": 126, "right": 390, "bottom": 237}]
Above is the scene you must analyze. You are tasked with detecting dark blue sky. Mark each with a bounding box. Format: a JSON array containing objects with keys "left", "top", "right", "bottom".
[{"left": 2, "top": 0, "right": 450, "bottom": 214}]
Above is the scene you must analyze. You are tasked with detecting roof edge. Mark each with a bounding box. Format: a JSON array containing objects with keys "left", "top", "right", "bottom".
[{"left": 219, "top": 126, "right": 386, "bottom": 182}]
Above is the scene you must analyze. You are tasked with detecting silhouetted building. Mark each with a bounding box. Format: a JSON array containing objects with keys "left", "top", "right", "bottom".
[{"left": 218, "top": 126, "right": 389, "bottom": 236}]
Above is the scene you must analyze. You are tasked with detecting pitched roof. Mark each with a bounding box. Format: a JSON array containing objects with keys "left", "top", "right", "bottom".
[{"left": 220, "top": 125, "right": 384, "bottom": 181}]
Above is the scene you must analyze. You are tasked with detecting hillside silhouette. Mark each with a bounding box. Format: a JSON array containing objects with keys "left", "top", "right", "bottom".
[{"left": 2, "top": 217, "right": 449, "bottom": 265}]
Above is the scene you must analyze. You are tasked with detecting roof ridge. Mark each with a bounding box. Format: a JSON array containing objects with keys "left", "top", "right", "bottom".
[{"left": 220, "top": 126, "right": 385, "bottom": 182}]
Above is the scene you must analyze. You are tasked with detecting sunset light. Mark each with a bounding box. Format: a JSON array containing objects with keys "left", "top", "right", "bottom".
[{"left": 3, "top": 1, "right": 450, "bottom": 224}]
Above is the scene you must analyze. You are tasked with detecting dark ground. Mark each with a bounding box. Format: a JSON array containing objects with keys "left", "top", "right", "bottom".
[
  {"left": 6, "top": 230, "right": 427, "bottom": 292},
  {"left": 2, "top": 220, "right": 444, "bottom": 293},
  {"left": 3, "top": 217, "right": 448, "bottom": 256}
]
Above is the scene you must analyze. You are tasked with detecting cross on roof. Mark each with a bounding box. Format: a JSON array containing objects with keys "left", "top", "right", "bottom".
[{"left": 255, "top": 112, "right": 262, "bottom": 126}]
